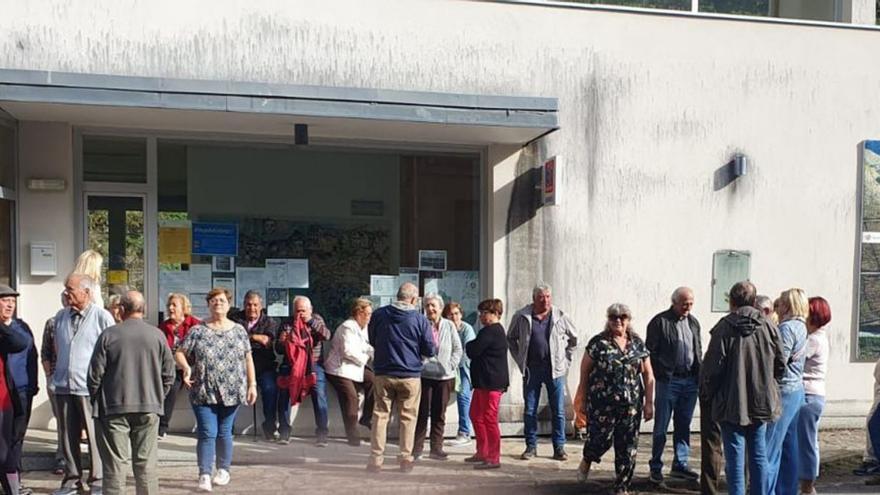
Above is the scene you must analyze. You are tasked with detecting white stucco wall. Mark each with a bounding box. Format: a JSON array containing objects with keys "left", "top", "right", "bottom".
[{"left": 2, "top": 0, "right": 880, "bottom": 429}]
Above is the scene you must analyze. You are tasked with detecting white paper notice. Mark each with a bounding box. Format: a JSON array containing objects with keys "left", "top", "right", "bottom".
[
  {"left": 398, "top": 268, "right": 419, "bottom": 288},
  {"left": 236, "top": 267, "right": 266, "bottom": 307},
  {"left": 267, "top": 288, "right": 290, "bottom": 317},
  {"left": 370, "top": 275, "right": 398, "bottom": 296},
  {"left": 212, "top": 277, "right": 236, "bottom": 305},
  {"left": 265, "top": 259, "right": 309, "bottom": 288},
  {"left": 286, "top": 259, "right": 309, "bottom": 288},
  {"left": 418, "top": 250, "right": 447, "bottom": 271},
  {"left": 190, "top": 293, "right": 209, "bottom": 319},
  {"left": 159, "top": 269, "right": 190, "bottom": 299},
  {"left": 189, "top": 264, "right": 212, "bottom": 293}
]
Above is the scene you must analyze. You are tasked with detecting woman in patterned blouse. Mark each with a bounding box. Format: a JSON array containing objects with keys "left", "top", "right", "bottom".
[
  {"left": 175, "top": 287, "right": 257, "bottom": 493},
  {"left": 576, "top": 303, "right": 655, "bottom": 495}
]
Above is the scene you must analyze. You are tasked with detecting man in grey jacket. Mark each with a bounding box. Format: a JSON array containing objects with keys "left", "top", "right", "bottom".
[
  {"left": 53, "top": 274, "right": 115, "bottom": 495},
  {"left": 507, "top": 283, "right": 578, "bottom": 461},
  {"left": 88, "top": 290, "right": 175, "bottom": 495}
]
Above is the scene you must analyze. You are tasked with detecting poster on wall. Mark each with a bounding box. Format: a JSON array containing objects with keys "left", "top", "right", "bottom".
[
  {"left": 370, "top": 275, "right": 398, "bottom": 296},
  {"left": 192, "top": 222, "right": 238, "bottom": 256},
  {"left": 418, "top": 250, "right": 448, "bottom": 271},
  {"left": 235, "top": 267, "right": 266, "bottom": 307},
  {"left": 424, "top": 271, "right": 480, "bottom": 325},
  {"left": 159, "top": 268, "right": 189, "bottom": 300},
  {"left": 398, "top": 267, "right": 419, "bottom": 288},
  {"left": 189, "top": 264, "right": 212, "bottom": 294},
  {"left": 266, "top": 259, "right": 309, "bottom": 288},
  {"left": 158, "top": 222, "right": 192, "bottom": 264},
  {"left": 191, "top": 293, "right": 209, "bottom": 319},
  {"left": 267, "top": 288, "right": 290, "bottom": 317},
  {"left": 212, "top": 277, "right": 236, "bottom": 305},
  {"left": 212, "top": 256, "right": 235, "bottom": 273}
]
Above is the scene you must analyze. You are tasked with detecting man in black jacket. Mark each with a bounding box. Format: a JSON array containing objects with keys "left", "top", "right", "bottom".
[
  {"left": 646, "top": 286, "right": 701, "bottom": 484},
  {"left": 700, "top": 281, "right": 785, "bottom": 495},
  {"left": 87, "top": 291, "right": 175, "bottom": 495},
  {"left": 232, "top": 291, "right": 279, "bottom": 441}
]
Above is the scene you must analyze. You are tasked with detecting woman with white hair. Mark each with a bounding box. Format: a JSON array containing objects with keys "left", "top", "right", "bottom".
[{"left": 412, "top": 293, "right": 462, "bottom": 460}]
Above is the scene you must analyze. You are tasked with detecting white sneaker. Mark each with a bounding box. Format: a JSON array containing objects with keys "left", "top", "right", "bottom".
[
  {"left": 212, "top": 469, "right": 230, "bottom": 486},
  {"left": 198, "top": 474, "right": 212, "bottom": 492},
  {"left": 445, "top": 433, "right": 472, "bottom": 446}
]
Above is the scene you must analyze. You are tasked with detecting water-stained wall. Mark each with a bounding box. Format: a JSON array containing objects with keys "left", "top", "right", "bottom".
[{"left": 3, "top": 0, "right": 880, "bottom": 428}]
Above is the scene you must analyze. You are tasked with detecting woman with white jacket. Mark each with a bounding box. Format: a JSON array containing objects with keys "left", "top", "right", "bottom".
[{"left": 325, "top": 298, "right": 375, "bottom": 446}]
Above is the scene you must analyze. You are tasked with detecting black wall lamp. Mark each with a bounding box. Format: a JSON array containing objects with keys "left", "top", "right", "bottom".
[{"left": 294, "top": 124, "right": 309, "bottom": 145}]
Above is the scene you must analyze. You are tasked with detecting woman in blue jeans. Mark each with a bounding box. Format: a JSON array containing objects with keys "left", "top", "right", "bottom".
[
  {"left": 765, "top": 288, "right": 809, "bottom": 495},
  {"left": 176, "top": 287, "right": 257, "bottom": 493},
  {"left": 443, "top": 302, "right": 476, "bottom": 446},
  {"left": 797, "top": 297, "right": 831, "bottom": 495}
]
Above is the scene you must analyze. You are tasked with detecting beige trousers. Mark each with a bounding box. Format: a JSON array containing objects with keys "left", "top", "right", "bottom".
[{"left": 369, "top": 375, "right": 421, "bottom": 466}]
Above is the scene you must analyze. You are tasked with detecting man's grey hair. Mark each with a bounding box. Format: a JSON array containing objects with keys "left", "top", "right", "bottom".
[
  {"left": 397, "top": 282, "right": 418, "bottom": 302},
  {"left": 671, "top": 287, "right": 694, "bottom": 304},
  {"left": 423, "top": 293, "right": 444, "bottom": 310},
  {"left": 293, "top": 295, "right": 312, "bottom": 308},
  {"left": 754, "top": 294, "right": 773, "bottom": 312},
  {"left": 69, "top": 273, "right": 97, "bottom": 293},
  {"left": 120, "top": 290, "right": 146, "bottom": 315},
  {"left": 532, "top": 283, "right": 552, "bottom": 299},
  {"left": 244, "top": 290, "right": 263, "bottom": 304}
]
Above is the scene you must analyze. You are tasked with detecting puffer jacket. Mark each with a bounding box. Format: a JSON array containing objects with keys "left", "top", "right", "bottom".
[
  {"left": 421, "top": 318, "right": 462, "bottom": 381},
  {"left": 506, "top": 305, "right": 578, "bottom": 380},
  {"left": 700, "top": 305, "right": 786, "bottom": 426}
]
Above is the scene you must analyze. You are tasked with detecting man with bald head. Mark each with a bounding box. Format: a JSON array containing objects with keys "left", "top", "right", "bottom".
[
  {"left": 646, "top": 286, "right": 703, "bottom": 485},
  {"left": 366, "top": 282, "right": 435, "bottom": 473},
  {"left": 88, "top": 290, "right": 175, "bottom": 495},
  {"left": 53, "top": 273, "right": 115, "bottom": 495}
]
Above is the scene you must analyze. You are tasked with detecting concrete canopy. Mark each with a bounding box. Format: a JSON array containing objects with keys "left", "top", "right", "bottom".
[{"left": 0, "top": 69, "right": 558, "bottom": 146}]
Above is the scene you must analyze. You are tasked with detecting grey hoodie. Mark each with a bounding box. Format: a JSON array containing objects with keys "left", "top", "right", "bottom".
[{"left": 700, "top": 305, "right": 785, "bottom": 426}]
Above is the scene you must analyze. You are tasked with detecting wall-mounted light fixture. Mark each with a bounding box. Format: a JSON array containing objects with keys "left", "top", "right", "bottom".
[
  {"left": 733, "top": 154, "right": 749, "bottom": 178},
  {"left": 294, "top": 124, "right": 309, "bottom": 145}
]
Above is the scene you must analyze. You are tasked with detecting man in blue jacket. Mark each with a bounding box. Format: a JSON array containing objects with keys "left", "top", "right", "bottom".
[{"left": 366, "top": 282, "right": 435, "bottom": 474}]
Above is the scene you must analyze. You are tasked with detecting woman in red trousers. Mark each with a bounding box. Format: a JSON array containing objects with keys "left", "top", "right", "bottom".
[{"left": 464, "top": 299, "right": 509, "bottom": 469}]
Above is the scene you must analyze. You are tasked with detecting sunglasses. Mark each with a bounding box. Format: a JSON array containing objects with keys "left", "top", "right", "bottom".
[{"left": 608, "top": 315, "right": 630, "bottom": 322}]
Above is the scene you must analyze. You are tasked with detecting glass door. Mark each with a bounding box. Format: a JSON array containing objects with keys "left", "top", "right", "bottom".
[{"left": 85, "top": 194, "right": 146, "bottom": 304}]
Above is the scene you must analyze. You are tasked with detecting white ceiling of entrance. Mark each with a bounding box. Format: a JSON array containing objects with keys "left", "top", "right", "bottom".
[{"left": 0, "top": 101, "right": 544, "bottom": 147}]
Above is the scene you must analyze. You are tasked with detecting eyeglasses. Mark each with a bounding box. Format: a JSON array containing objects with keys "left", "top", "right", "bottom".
[{"left": 608, "top": 315, "right": 630, "bottom": 322}]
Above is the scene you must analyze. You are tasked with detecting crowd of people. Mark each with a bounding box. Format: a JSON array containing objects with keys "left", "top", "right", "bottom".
[{"left": 3, "top": 247, "right": 880, "bottom": 494}]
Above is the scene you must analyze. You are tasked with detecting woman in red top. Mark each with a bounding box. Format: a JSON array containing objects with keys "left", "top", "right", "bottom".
[{"left": 158, "top": 293, "right": 201, "bottom": 438}]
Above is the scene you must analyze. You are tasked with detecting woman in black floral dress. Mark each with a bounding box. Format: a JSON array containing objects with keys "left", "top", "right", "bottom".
[{"left": 576, "top": 303, "right": 655, "bottom": 495}]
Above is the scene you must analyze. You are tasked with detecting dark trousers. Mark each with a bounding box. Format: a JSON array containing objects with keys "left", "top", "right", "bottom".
[
  {"left": 700, "top": 398, "right": 723, "bottom": 495},
  {"left": 58, "top": 394, "right": 102, "bottom": 487},
  {"left": 582, "top": 403, "right": 642, "bottom": 492},
  {"left": 326, "top": 369, "right": 374, "bottom": 442},
  {"left": 413, "top": 377, "right": 454, "bottom": 455},
  {"left": 256, "top": 368, "right": 279, "bottom": 435},
  {"left": 159, "top": 371, "right": 182, "bottom": 433}
]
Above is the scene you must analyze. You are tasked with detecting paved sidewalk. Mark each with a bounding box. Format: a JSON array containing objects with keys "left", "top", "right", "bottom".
[{"left": 19, "top": 428, "right": 879, "bottom": 494}]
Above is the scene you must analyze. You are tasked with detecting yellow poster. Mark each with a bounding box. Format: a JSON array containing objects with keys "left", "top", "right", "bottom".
[
  {"left": 159, "top": 225, "right": 192, "bottom": 264},
  {"left": 107, "top": 270, "right": 128, "bottom": 285}
]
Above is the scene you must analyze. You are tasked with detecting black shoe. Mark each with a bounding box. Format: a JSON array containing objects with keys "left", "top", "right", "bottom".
[
  {"left": 670, "top": 466, "right": 699, "bottom": 481},
  {"left": 649, "top": 470, "right": 663, "bottom": 485},
  {"left": 552, "top": 448, "right": 568, "bottom": 461},
  {"left": 474, "top": 462, "right": 500, "bottom": 469},
  {"left": 262, "top": 428, "right": 276, "bottom": 442},
  {"left": 464, "top": 455, "right": 485, "bottom": 463},
  {"left": 347, "top": 438, "right": 362, "bottom": 447},
  {"left": 315, "top": 435, "right": 329, "bottom": 447},
  {"left": 358, "top": 417, "right": 372, "bottom": 428},
  {"left": 854, "top": 461, "right": 880, "bottom": 476},
  {"left": 520, "top": 447, "right": 537, "bottom": 460},
  {"left": 429, "top": 450, "right": 449, "bottom": 461},
  {"left": 277, "top": 432, "right": 291, "bottom": 445}
]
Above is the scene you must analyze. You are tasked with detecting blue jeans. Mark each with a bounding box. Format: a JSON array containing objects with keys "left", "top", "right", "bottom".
[
  {"left": 522, "top": 364, "right": 566, "bottom": 450},
  {"left": 257, "top": 369, "right": 279, "bottom": 434},
  {"left": 797, "top": 394, "right": 825, "bottom": 481},
  {"left": 649, "top": 376, "right": 698, "bottom": 473},
  {"left": 721, "top": 421, "right": 769, "bottom": 495},
  {"left": 869, "top": 403, "right": 880, "bottom": 467},
  {"left": 765, "top": 387, "right": 804, "bottom": 495},
  {"left": 457, "top": 369, "right": 473, "bottom": 436},
  {"left": 276, "top": 362, "right": 329, "bottom": 437},
  {"left": 192, "top": 404, "right": 240, "bottom": 476}
]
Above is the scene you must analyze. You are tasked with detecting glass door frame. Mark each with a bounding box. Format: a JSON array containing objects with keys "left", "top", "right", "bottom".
[
  {"left": 75, "top": 130, "right": 158, "bottom": 324},
  {"left": 0, "top": 114, "right": 17, "bottom": 290}
]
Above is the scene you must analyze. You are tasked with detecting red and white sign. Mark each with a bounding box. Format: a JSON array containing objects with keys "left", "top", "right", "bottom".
[{"left": 542, "top": 156, "right": 561, "bottom": 206}]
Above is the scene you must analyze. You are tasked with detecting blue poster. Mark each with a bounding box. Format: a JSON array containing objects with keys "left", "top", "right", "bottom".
[{"left": 192, "top": 222, "right": 238, "bottom": 256}]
